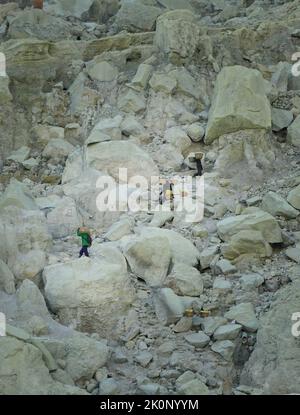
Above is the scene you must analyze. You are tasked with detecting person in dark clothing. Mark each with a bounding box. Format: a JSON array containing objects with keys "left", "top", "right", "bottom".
[
  {"left": 77, "top": 227, "right": 91, "bottom": 257},
  {"left": 159, "top": 180, "right": 174, "bottom": 205},
  {"left": 195, "top": 158, "right": 203, "bottom": 177}
]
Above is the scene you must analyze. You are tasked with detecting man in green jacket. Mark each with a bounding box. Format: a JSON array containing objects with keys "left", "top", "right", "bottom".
[{"left": 77, "top": 227, "right": 91, "bottom": 258}]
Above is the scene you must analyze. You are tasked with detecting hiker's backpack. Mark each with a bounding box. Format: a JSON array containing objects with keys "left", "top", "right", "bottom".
[{"left": 87, "top": 234, "right": 92, "bottom": 247}]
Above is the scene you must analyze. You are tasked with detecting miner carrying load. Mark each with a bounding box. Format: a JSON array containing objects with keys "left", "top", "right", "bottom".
[
  {"left": 185, "top": 151, "right": 205, "bottom": 177},
  {"left": 77, "top": 226, "right": 92, "bottom": 258}
]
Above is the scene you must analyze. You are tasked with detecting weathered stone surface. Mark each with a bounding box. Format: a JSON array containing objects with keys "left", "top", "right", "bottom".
[
  {"left": 87, "top": 60, "right": 119, "bottom": 82},
  {"left": 184, "top": 331, "right": 210, "bottom": 348},
  {"left": 124, "top": 236, "right": 171, "bottom": 286},
  {"left": 225, "top": 302, "right": 259, "bottom": 332},
  {"left": 217, "top": 209, "right": 282, "bottom": 244},
  {"left": 222, "top": 230, "right": 273, "bottom": 260},
  {"left": 285, "top": 247, "right": 300, "bottom": 264},
  {"left": 0, "top": 337, "right": 86, "bottom": 395},
  {"left": 211, "top": 340, "right": 235, "bottom": 361},
  {"left": 6, "top": 146, "right": 30, "bottom": 163},
  {"left": 187, "top": 123, "right": 205, "bottom": 142},
  {"left": 214, "top": 259, "right": 236, "bottom": 275},
  {"left": 118, "top": 90, "right": 147, "bottom": 113},
  {"left": 213, "top": 324, "right": 242, "bottom": 341},
  {"left": 42, "top": 139, "right": 74, "bottom": 161},
  {"left": 86, "top": 115, "right": 122, "bottom": 144},
  {"left": 139, "top": 227, "right": 200, "bottom": 266},
  {"left": 46, "top": 196, "right": 80, "bottom": 239},
  {"left": 115, "top": 2, "right": 162, "bottom": 32},
  {"left": 8, "top": 9, "right": 73, "bottom": 41},
  {"left": 149, "top": 72, "right": 177, "bottom": 93},
  {"left": 262, "top": 191, "right": 299, "bottom": 219},
  {"left": 130, "top": 63, "right": 153, "bottom": 90},
  {"left": 199, "top": 245, "right": 219, "bottom": 270},
  {"left": 0, "top": 76, "right": 13, "bottom": 103},
  {"left": 104, "top": 219, "right": 133, "bottom": 242},
  {"left": 32, "top": 125, "right": 65, "bottom": 149},
  {"left": 63, "top": 141, "right": 158, "bottom": 185},
  {"left": 241, "top": 280, "right": 300, "bottom": 394},
  {"left": 152, "top": 287, "right": 185, "bottom": 325},
  {"left": 201, "top": 316, "right": 228, "bottom": 336},
  {"left": 48, "top": 0, "right": 119, "bottom": 23},
  {"left": 287, "top": 185, "right": 300, "bottom": 210},
  {"left": 154, "top": 10, "right": 201, "bottom": 61},
  {"left": 205, "top": 66, "right": 271, "bottom": 144},
  {"left": 240, "top": 273, "right": 264, "bottom": 290},
  {"left": 271, "top": 107, "right": 293, "bottom": 132},
  {"left": 43, "top": 257, "right": 135, "bottom": 337},
  {"left": 287, "top": 115, "right": 300, "bottom": 147},
  {"left": 166, "top": 262, "right": 204, "bottom": 296},
  {"left": 0, "top": 179, "right": 37, "bottom": 211},
  {"left": 213, "top": 277, "right": 232, "bottom": 293},
  {"left": 0, "top": 259, "right": 15, "bottom": 295}
]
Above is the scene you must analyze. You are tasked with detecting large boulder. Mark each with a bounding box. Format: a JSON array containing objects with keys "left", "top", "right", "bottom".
[
  {"left": 287, "top": 115, "right": 300, "bottom": 147},
  {"left": 47, "top": 0, "right": 119, "bottom": 23},
  {"left": 222, "top": 230, "right": 272, "bottom": 260},
  {"left": 241, "top": 280, "right": 300, "bottom": 394},
  {"left": 62, "top": 168, "right": 123, "bottom": 232},
  {"left": 214, "top": 130, "right": 276, "bottom": 182},
  {"left": 0, "top": 280, "right": 109, "bottom": 383},
  {"left": 43, "top": 257, "right": 135, "bottom": 337},
  {"left": 46, "top": 196, "right": 81, "bottom": 239},
  {"left": 0, "top": 179, "right": 37, "bottom": 211},
  {"left": 63, "top": 141, "right": 159, "bottom": 185},
  {"left": 0, "top": 207, "right": 52, "bottom": 281},
  {"left": 166, "top": 262, "right": 204, "bottom": 296},
  {"left": 271, "top": 107, "right": 293, "bottom": 132},
  {"left": 124, "top": 236, "right": 171, "bottom": 287},
  {"left": 138, "top": 227, "right": 200, "bottom": 266},
  {"left": 154, "top": 10, "right": 201, "bottom": 62},
  {"left": 217, "top": 209, "right": 282, "bottom": 244},
  {"left": 287, "top": 185, "right": 300, "bottom": 210},
  {"left": 115, "top": 1, "right": 162, "bottom": 32},
  {"left": 225, "top": 302, "right": 259, "bottom": 333},
  {"left": 0, "top": 337, "right": 87, "bottom": 395},
  {"left": 205, "top": 66, "right": 271, "bottom": 144},
  {"left": 152, "top": 287, "right": 185, "bottom": 325},
  {"left": 261, "top": 191, "right": 299, "bottom": 219},
  {"left": 7, "top": 9, "right": 73, "bottom": 41},
  {"left": 86, "top": 115, "right": 122, "bottom": 144}
]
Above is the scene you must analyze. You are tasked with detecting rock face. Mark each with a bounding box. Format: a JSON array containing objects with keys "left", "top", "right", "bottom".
[
  {"left": 225, "top": 302, "right": 259, "bottom": 333},
  {"left": 63, "top": 141, "right": 159, "bottom": 184},
  {"left": 205, "top": 66, "right": 271, "bottom": 144},
  {"left": 217, "top": 209, "right": 282, "bottom": 244},
  {"left": 115, "top": 1, "right": 162, "bottom": 32},
  {"left": 47, "top": 0, "right": 119, "bottom": 23},
  {"left": 0, "top": 207, "right": 51, "bottom": 281},
  {"left": 0, "top": 337, "right": 86, "bottom": 395},
  {"left": 0, "top": 179, "right": 37, "bottom": 211},
  {"left": 241, "top": 280, "right": 300, "bottom": 394},
  {"left": 43, "top": 257, "right": 135, "bottom": 336},
  {"left": 7, "top": 9, "right": 73, "bottom": 41},
  {"left": 154, "top": 10, "right": 201, "bottom": 62}
]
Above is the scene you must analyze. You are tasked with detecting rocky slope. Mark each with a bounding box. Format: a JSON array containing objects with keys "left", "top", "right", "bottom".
[{"left": 1, "top": 0, "right": 300, "bottom": 395}]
